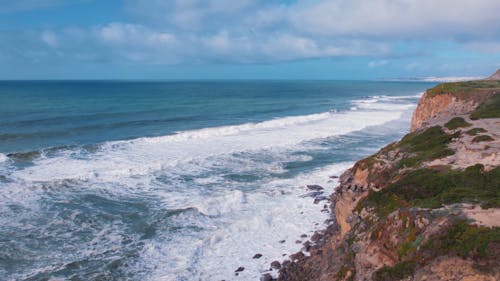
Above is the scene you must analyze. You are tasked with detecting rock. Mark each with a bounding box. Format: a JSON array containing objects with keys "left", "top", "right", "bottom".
[
  {"left": 235, "top": 266, "right": 245, "bottom": 273},
  {"left": 295, "top": 240, "right": 302, "bottom": 244},
  {"left": 261, "top": 273, "right": 273, "bottom": 281},
  {"left": 311, "top": 232, "right": 321, "bottom": 242},
  {"left": 279, "top": 240, "right": 286, "bottom": 243},
  {"left": 485, "top": 69, "right": 500, "bottom": 80},
  {"left": 302, "top": 191, "right": 324, "bottom": 198},
  {"left": 330, "top": 175, "right": 339, "bottom": 179},
  {"left": 306, "top": 184, "right": 324, "bottom": 191},
  {"left": 253, "top": 253, "right": 262, "bottom": 259},
  {"left": 302, "top": 241, "right": 311, "bottom": 252},
  {"left": 270, "top": 260, "right": 281, "bottom": 269},
  {"left": 314, "top": 196, "right": 329, "bottom": 204},
  {"left": 290, "top": 252, "right": 305, "bottom": 261},
  {"left": 300, "top": 234, "right": 307, "bottom": 238}
]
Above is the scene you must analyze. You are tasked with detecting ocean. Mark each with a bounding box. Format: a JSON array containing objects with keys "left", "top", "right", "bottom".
[{"left": 0, "top": 81, "right": 434, "bottom": 280}]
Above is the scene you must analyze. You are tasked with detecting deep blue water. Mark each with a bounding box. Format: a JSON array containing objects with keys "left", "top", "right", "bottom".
[{"left": 0, "top": 81, "right": 434, "bottom": 280}]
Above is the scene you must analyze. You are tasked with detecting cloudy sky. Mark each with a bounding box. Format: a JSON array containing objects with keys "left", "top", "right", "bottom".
[{"left": 1, "top": 0, "right": 499, "bottom": 79}]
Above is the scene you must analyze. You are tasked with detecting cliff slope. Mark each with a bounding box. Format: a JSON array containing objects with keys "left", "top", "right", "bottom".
[{"left": 278, "top": 77, "right": 500, "bottom": 281}]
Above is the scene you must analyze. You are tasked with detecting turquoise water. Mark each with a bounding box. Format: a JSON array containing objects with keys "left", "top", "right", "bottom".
[{"left": 0, "top": 81, "right": 433, "bottom": 280}]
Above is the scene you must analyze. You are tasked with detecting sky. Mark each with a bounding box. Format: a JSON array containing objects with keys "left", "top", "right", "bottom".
[{"left": 0, "top": 0, "right": 499, "bottom": 80}]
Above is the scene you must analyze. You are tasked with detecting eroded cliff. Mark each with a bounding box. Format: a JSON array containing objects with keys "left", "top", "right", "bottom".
[{"left": 277, "top": 77, "right": 500, "bottom": 281}]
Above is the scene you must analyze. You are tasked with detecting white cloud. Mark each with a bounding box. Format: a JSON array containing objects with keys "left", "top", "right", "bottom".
[
  {"left": 97, "top": 23, "right": 175, "bottom": 47},
  {"left": 4, "top": 0, "right": 500, "bottom": 65},
  {"left": 288, "top": 0, "right": 500, "bottom": 39},
  {"left": 41, "top": 30, "right": 59, "bottom": 47},
  {"left": 368, "top": 60, "right": 389, "bottom": 68}
]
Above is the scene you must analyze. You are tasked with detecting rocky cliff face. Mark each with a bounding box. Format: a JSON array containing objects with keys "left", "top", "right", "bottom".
[
  {"left": 409, "top": 92, "right": 475, "bottom": 132},
  {"left": 277, "top": 78, "right": 500, "bottom": 281},
  {"left": 485, "top": 69, "right": 500, "bottom": 80}
]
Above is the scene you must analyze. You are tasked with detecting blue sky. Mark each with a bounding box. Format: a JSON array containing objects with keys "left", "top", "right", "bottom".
[{"left": 0, "top": 0, "right": 499, "bottom": 80}]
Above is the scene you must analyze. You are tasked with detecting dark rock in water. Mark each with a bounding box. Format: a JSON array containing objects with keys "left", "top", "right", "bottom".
[
  {"left": 302, "top": 241, "right": 311, "bottom": 252},
  {"left": 314, "top": 196, "right": 329, "bottom": 204},
  {"left": 300, "top": 234, "right": 307, "bottom": 238},
  {"left": 7, "top": 150, "right": 41, "bottom": 161},
  {"left": 235, "top": 266, "right": 245, "bottom": 273},
  {"left": 282, "top": 260, "right": 291, "bottom": 268},
  {"left": 253, "top": 253, "right": 263, "bottom": 259},
  {"left": 270, "top": 260, "right": 281, "bottom": 269},
  {"left": 306, "top": 185, "right": 324, "bottom": 191},
  {"left": 311, "top": 232, "right": 321, "bottom": 242},
  {"left": 295, "top": 240, "right": 302, "bottom": 244},
  {"left": 261, "top": 273, "right": 274, "bottom": 281},
  {"left": 279, "top": 240, "right": 286, "bottom": 243},
  {"left": 302, "top": 191, "right": 324, "bottom": 198},
  {"left": 329, "top": 175, "right": 339, "bottom": 179},
  {"left": 290, "top": 252, "right": 305, "bottom": 261}
]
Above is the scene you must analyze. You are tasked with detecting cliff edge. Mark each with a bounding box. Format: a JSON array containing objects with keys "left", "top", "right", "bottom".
[{"left": 277, "top": 75, "right": 500, "bottom": 281}]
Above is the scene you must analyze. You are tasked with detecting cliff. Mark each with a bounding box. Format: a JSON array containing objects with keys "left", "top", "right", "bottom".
[
  {"left": 277, "top": 76, "right": 500, "bottom": 281},
  {"left": 485, "top": 69, "right": 500, "bottom": 80}
]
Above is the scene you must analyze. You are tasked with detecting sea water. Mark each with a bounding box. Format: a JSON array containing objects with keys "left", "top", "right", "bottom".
[{"left": 0, "top": 81, "right": 434, "bottom": 280}]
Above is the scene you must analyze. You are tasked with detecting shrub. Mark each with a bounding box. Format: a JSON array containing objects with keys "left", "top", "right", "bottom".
[
  {"left": 472, "top": 135, "right": 494, "bottom": 143},
  {"left": 422, "top": 222, "right": 500, "bottom": 260},
  {"left": 357, "top": 165, "right": 500, "bottom": 217},
  {"left": 397, "top": 126, "right": 457, "bottom": 168},
  {"left": 373, "top": 261, "right": 416, "bottom": 281},
  {"left": 466, "top": 128, "right": 487, "bottom": 136},
  {"left": 427, "top": 80, "right": 500, "bottom": 98},
  {"left": 444, "top": 117, "right": 472, "bottom": 130},
  {"left": 470, "top": 94, "right": 500, "bottom": 120}
]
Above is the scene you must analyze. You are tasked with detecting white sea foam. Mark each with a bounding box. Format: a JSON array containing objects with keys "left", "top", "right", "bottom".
[
  {"left": 0, "top": 153, "right": 7, "bottom": 163},
  {"left": 10, "top": 98, "right": 413, "bottom": 183},
  {"left": 0, "top": 93, "right": 420, "bottom": 280},
  {"left": 133, "top": 162, "right": 353, "bottom": 281}
]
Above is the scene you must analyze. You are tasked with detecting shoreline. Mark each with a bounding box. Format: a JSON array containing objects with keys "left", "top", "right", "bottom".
[{"left": 272, "top": 77, "right": 500, "bottom": 281}]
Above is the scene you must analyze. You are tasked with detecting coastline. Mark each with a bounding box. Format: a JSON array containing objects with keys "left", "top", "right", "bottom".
[{"left": 274, "top": 76, "right": 500, "bottom": 281}]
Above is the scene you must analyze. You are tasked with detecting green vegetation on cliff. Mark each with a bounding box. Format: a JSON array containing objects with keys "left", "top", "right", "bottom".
[
  {"left": 470, "top": 94, "right": 500, "bottom": 119},
  {"left": 396, "top": 126, "right": 457, "bottom": 168},
  {"left": 372, "top": 222, "right": 500, "bottom": 281},
  {"left": 427, "top": 80, "right": 500, "bottom": 98},
  {"left": 466, "top": 127, "right": 487, "bottom": 136},
  {"left": 373, "top": 261, "right": 416, "bottom": 281},
  {"left": 423, "top": 222, "right": 500, "bottom": 261},
  {"left": 472, "top": 135, "right": 494, "bottom": 143},
  {"left": 444, "top": 117, "right": 471, "bottom": 130},
  {"left": 359, "top": 165, "right": 500, "bottom": 217}
]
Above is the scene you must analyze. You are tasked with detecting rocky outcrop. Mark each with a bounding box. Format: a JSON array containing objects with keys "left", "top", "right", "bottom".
[
  {"left": 410, "top": 92, "right": 475, "bottom": 132},
  {"left": 410, "top": 78, "right": 499, "bottom": 132},
  {"left": 277, "top": 76, "right": 500, "bottom": 281},
  {"left": 485, "top": 69, "right": 500, "bottom": 80}
]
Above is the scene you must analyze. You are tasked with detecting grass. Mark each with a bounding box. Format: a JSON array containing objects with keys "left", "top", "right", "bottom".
[
  {"left": 372, "top": 223, "right": 500, "bottom": 280},
  {"left": 472, "top": 135, "right": 494, "bottom": 143},
  {"left": 357, "top": 165, "right": 500, "bottom": 217},
  {"left": 396, "top": 126, "right": 458, "bottom": 168},
  {"left": 470, "top": 94, "right": 500, "bottom": 120},
  {"left": 444, "top": 117, "right": 472, "bottom": 130},
  {"left": 372, "top": 261, "right": 416, "bottom": 281},
  {"left": 422, "top": 222, "right": 500, "bottom": 260},
  {"left": 427, "top": 80, "right": 500, "bottom": 98},
  {"left": 466, "top": 128, "right": 487, "bottom": 136}
]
